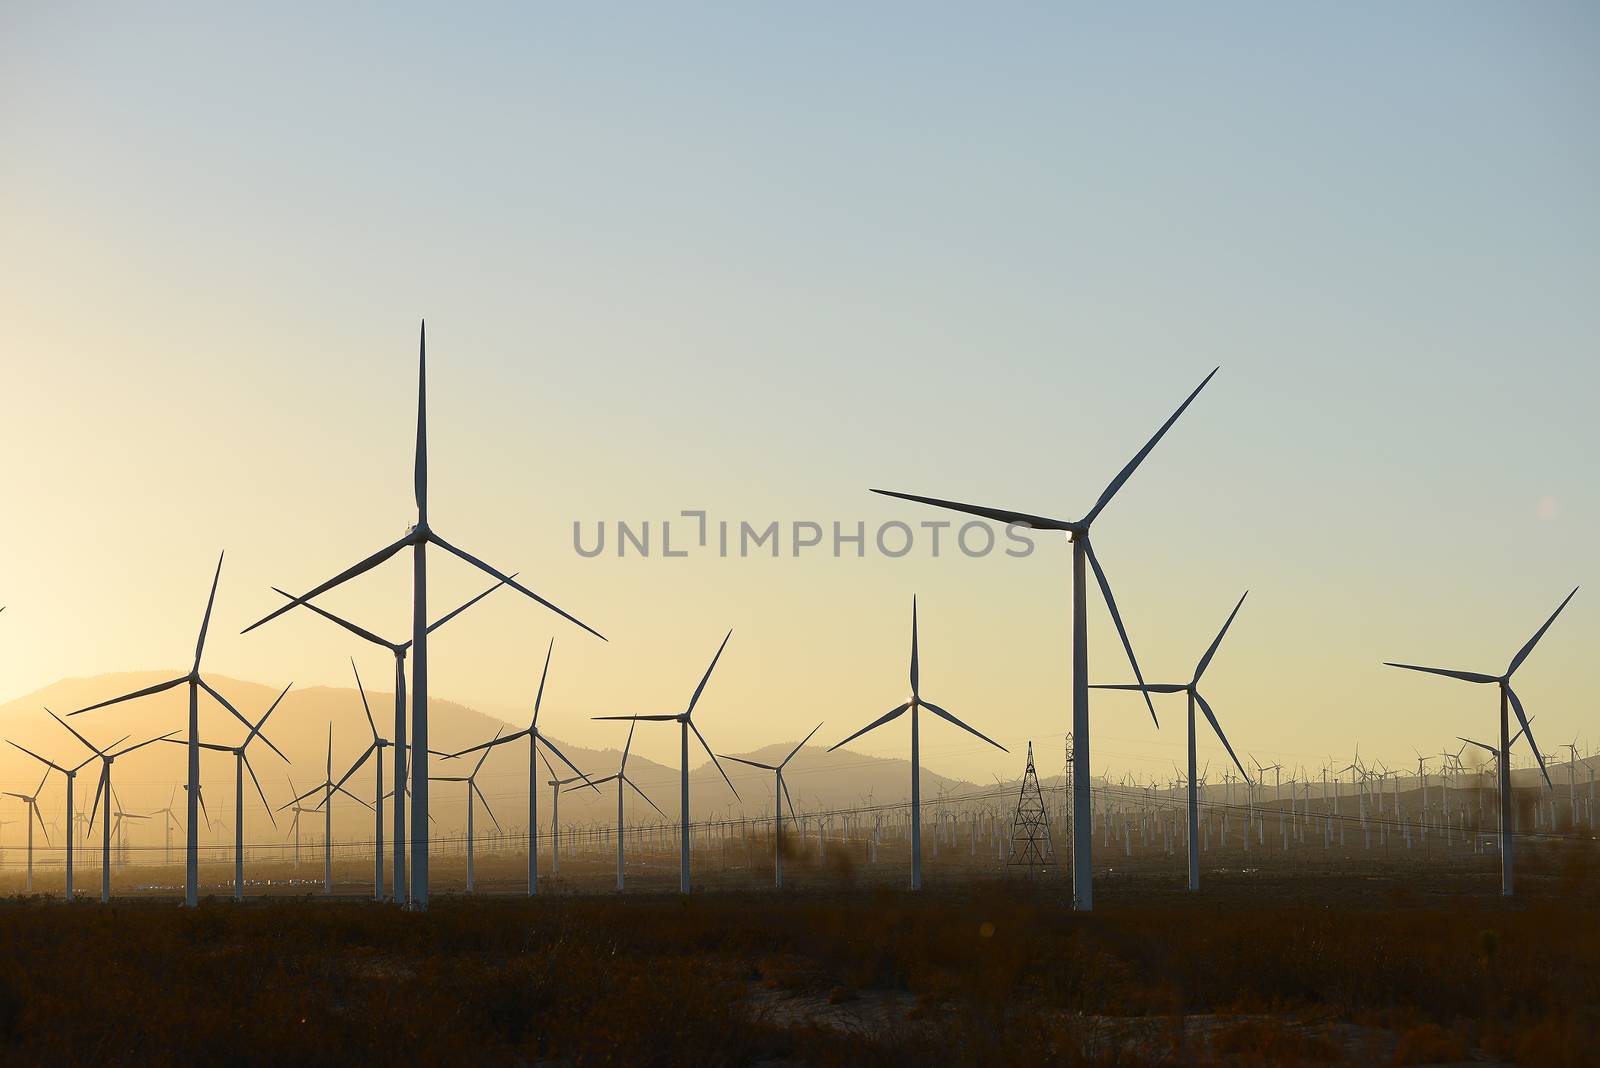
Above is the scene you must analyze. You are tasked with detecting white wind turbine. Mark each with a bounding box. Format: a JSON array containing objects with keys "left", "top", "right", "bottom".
[
  {"left": 49, "top": 711, "right": 174, "bottom": 902},
  {"left": 720, "top": 724, "right": 822, "bottom": 888},
  {"left": 828, "top": 599, "right": 1007, "bottom": 890},
  {"left": 869, "top": 370, "right": 1218, "bottom": 909},
  {"left": 269, "top": 575, "right": 510, "bottom": 903},
  {"left": 593, "top": 631, "right": 743, "bottom": 895},
  {"left": 1094, "top": 592, "right": 1251, "bottom": 890},
  {"left": 1385, "top": 588, "right": 1574, "bottom": 896},
  {"left": 7, "top": 732, "right": 101, "bottom": 899},
  {"left": 284, "top": 725, "right": 372, "bottom": 895},
  {"left": 448, "top": 640, "right": 595, "bottom": 896},
  {"left": 243, "top": 322, "right": 605, "bottom": 910},
  {"left": 71, "top": 553, "right": 269, "bottom": 908},
  {"left": 430, "top": 728, "right": 503, "bottom": 893},
  {"left": 327, "top": 660, "right": 395, "bottom": 900},
  {"left": 161, "top": 682, "right": 289, "bottom": 901},
  {"left": 4, "top": 771, "right": 51, "bottom": 893},
  {"left": 583, "top": 721, "right": 667, "bottom": 892},
  {"left": 541, "top": 750, "right": 592, "bottom": 881}
]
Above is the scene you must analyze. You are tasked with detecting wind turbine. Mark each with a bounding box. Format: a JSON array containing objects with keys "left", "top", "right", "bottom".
[
  {"left": 242, "top": 322, "right": 606, "bottom": 910},
  {"left": 828, "top": 599, "right": 1006, "bottom": 890},
  {"left": 71, "top": 553, "right": 266, "bottom": 908},
  {"left": 1385, "top": 588, "right": 1575, "bottom": 896},
  {"left": 869, "top": 369, "right": 1218, "bottom": 909},
  {"left": 583, "top": 721, "right": 667, "bottom": 892},
  {"left": 269, "top": 576, "right": 510, "bottom": 902},
  {"left": 448, "top": 640, "right": 595, "bottom": 896},
  {"left": 1093, "top": 591, "right": 1250, "bottom": 891},
  {"left": 49, "top": 710, "right": 173, "bottom": 902},
  {"left": 720, "top": 724, "right": 822, "bottom": 888},
  {"left": 160, "top": 682, "right": 288, "bottom": 900},
  {"left": 541, "top": 750, "right": 591, "bottom": 881},
  {"left": 4, "top": 771, "right": 50, "bottom": 893},
  {"left": 7, "top": 734, "right": 99, "bottom": 899},
  {"left": 327, "top": 660, "right": 397, "bottom": 900},
  {"left": 283, "top": 725, "right": 371, "bottom": 896},
  {"left": 593, "top": 630, "right": 742, "bottom": 894},
  {"left": 430, "top": 728, "right": 502, "bottom": 893}
]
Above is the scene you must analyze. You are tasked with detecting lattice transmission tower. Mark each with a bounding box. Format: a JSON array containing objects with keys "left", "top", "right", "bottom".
[{"left": 1008, "top": 741, "right": 1054, "bottom": 870}]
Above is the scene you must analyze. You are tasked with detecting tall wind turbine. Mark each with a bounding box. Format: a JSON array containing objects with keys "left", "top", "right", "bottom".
[
  {"left": 541, "top": 751, "right": 591, "bottom": 880},
  {"left": 869, "top": 369, "right": 1217, "bottom": 909},
  {"left": 1385, "top": 588, "right": 1574, "bottom": 896},
  {"left": 243, "top": 322, "right": 605, "bottom": 910},
  {"left": 50, "top": 711, "right": 174, "bottom": 902},
  {"left": 430, "top": 728, "right": 502, "bottom": 893},
  {"left": 1093, "top": 592, "right": 1251, "bottom": 891},
  {"left": 161, "top": 682, "right": 289, "bottom": 901},
  {"left": 584, "top": 721, "right": 667, "bottom": 891},
  {"left": 593, "top": 631, "right": 742, "bottom": 894},
  {"left": 284, "top": 725, "right": 372, "bottom": 896},
  {"left": 828, "top": 599, "right": 1007, "bottom": 890},
  {"left": 448, "top": 640, "right": 594, "bottom": 896},
  {"left": 721, "top": 724, "right": 822, "bottom": 888},
  {"left": 269, "top": 576, "right": 509, "bottom": 902},
  {"left": 8, "top": 733, "right": 99, "bottom": 899},
  {"left": 71, "top": 553, "right": 265, "bottom": 908},
  {"left": 4, "top": 771, "right": 50, "bottom": 893},
  {"left": 329, "top": 661, "right": 395, "bottom": 900}
]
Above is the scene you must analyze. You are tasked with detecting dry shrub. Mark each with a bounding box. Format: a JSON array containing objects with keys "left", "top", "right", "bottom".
[
  {"left": 1208, "top": 1018, "right": 1338, "bottom": 1066},
  {"left": 1391, "top": 1022, "right": 1468, "bottom": 1064}
]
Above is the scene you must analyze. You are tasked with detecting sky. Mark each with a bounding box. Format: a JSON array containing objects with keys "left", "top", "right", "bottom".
[{"left": 1, "top": 3, "right": 1595, "bottom": 791}]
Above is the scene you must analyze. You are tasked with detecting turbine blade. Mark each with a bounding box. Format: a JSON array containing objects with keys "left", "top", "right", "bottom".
[
  {"left": 720, "top": 755, "right": 778, "bottom": 771},
  {"left": 48, "top": 707, "right": 105, "bottom": 755},
  {"left": 334, "top": 783, "right": 372, "bottom": 810},
  {"left": 6, "top": 740, "right": 67, "bottom": 774},
  {"left": 1505, "top": 687, "right": 1553, "bottom": 789},
  {"left": 430, "top": 533, "right": 606, "bottom": 642},
  {"left": 193, "top": 551, "right": 225, "bottom": 671},
  {"left": 538, "top": 736, "right": 599, "bottom": 792},
  {"left": 448, "top": 729, "right": 529, "bottom": 758},
  {"left": 1082, "top": 367, "right": 1218, "bottom": 527},
  {"left": 1507, "top": 586, "right": 1579, "bottom": 676},
  {"left": 244, "top": 752, "right": 277, "bottom": 827},
  {"left": 1194, "top": 691, "right": 1249, "bottom": 782},
  {"left": 531, "top": 638, "right": 554, "bottom": 731},
  {"left": 909, "top": 596, "right": 919, "bottom": 698},
  {"left": 921, "top": 701, "right": 1008, "bottom": 753},
  {"left": 89, "top": 766, "right": 107, "bottom": 832},
  {"left": 626, "top": 776, "right": 668, "bottom": 820},
  {"left": 781, "top": 722, "right": 824, "bottom": 768},
  {"left": 272, "top": 587, "right": 395, "bottom": 649},
  {"left": 870, "top": 489, "right": 1076, "bottom": 532},
  {"left": 592, "top": 714, "right": 680, "bottom": 721},
  {"left": 472, "top": 781, "right": 502, "bottom": 832},
  {"left": 473, "top": 727, "right": 504, "bottom": 776},
  {"left": 415, "top": 320, "right": 428, "bottom": 522},
  {"left": 428, "top": 574, "right": 514, "bottom": 635},
  {"left": 1084, "top": 539, "right": 1158, "bottom": 727},
  {"left": 32, "top": 800, "right": 50, "bottom": 845},
  {"left": 352, "top": 660, "right": 378, "bottom": 741},
  {"left": 828, "top": 703, "right": 910, "bottom": 752},
  {"left": 242, "top": 534, "right": 412, "bottom": 635},
  {"left": 1193, "top": 591, "right": 1248, "bottom": 684},
  {"left": 199, "top": 679, "right": 264, "bottom": 744},
  {"left": 1090, "top": 683, "right": 1187, "bottom": 693},
  {"left": 687, "top": 630, "right": 733, "bottom": 716},
  {"left": 780, "top": 775, "right": 798, "bottom": 821},
  {"left": 1382, "top": 663, "right": 1499, "bottom": 685},
  {"left": 620, "top": 719, "right": 637, "bottom": 774},
  {"left": 72, "top": 676, "right": 187, "bottom": 716},
  {"left": 112, "top": 731, "right": 180, "bottom": 757},
  {"left": 690, "top": 720, "right": 740, "bottom": 800},
  {"left": 331, "top": 744, "right": 377, "bottom": 795}
]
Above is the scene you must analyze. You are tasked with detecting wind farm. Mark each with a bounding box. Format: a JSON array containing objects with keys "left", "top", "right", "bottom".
[{"left": 2, "top": 6, "right": 1595, "bottom": 1064}]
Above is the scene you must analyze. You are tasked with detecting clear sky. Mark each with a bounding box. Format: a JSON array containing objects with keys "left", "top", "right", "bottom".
[{"left": 2, "top": 3, "right": 1595, "bottom": 787}]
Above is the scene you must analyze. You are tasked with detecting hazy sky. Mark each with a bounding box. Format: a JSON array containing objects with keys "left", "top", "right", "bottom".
[{"left": 2, "top": 4, "right": 1595, "bottom": 788}]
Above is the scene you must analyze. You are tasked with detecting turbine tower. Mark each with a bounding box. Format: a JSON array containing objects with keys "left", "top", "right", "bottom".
[
  {"left": 720, "top": 724, "right": 821, "bottom": 888},
  {"left": 244, "top": 322, "right": 605, "bottom": 910},
  {"left": 828, "top": 599, "right": 1006, "bottom": 890},
  {"left": 430, "top": 728, "right": 502, "bottom": 893},
  {"left": 3, "top": 772, "right": 50, "bottom": 893},
  {"left": 1093, "top": 592, "right": 1251, "bottom": 891},
  {"left": 585, "top": 721, "right": 667, "bottom": 891},
  {"left": 71, "top": 553, "right": 264, "bottom": 908},
  {"left": 594, "top": 631, "right": 742, "bottom": 894},
  {"left": 1385, "top": 587, "right": 1575, "bottom": 896},
  {"left": 869, "top": 370, "right": 1217, "bottom": 909}
]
